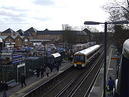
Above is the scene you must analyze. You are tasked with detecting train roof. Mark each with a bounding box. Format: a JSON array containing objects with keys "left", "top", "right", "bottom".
[
  {"left": 123, "top": 39, "right": 129, "bottom": 59},
  {"left": 74, "top": 45, "right": 100, "bottom": 56},
  {"left": 51, "top": 53, "right": 61, "bottom": 58}
]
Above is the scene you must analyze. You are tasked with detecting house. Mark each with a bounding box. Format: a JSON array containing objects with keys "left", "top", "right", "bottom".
[
  {"left": 0, "top": 27, "right": 91, "bottom": 46},
  {"left": 17, "top": 29, "right": 24, "bottom": 36},
  {"left": 4, "top": 35, "right": 15, "bottom": 48},
  {"left": 1, "top": 28, "right": 16, "bottom": 36},
  {"left": 24, "top": 27, "right": 37, "bottom": 39},
  {"left": 0, "top": 35, "right": 30, "bottom": 48}
]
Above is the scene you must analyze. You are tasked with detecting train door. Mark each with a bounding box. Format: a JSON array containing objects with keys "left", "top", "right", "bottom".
[{"left": 85, "top": 56, "right": 87, "bottom": 66}]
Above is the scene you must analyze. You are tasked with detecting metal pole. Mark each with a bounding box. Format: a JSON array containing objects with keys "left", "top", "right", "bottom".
[
  {"left": 24, "top": 63, "right": 26, "bottom": 76},
  {"left": 103, "top": 22, "right": 107, "bottom": 97},
  {"left": 17, "top": 67, "right": 18, "bottom": 83}
]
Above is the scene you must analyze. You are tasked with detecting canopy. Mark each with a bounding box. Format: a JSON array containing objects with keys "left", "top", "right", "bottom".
[{"left": 52, "top": 53, "right": 61, "bottom": 58}]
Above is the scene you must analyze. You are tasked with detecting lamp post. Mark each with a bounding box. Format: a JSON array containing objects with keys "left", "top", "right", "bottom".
[{"left": 84, "top": 20, "right": 129, "bottom": 97}]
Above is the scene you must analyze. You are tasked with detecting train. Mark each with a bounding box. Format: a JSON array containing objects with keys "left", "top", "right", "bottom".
[
  {"left": 72, "top": 42, "right": 96, "bottom": 52},
  {"left": 73, "top": 44, "right": 101, "bottom": 68},
  {"left": 115, "top": 39, "right": 129, "bottom": 97}
]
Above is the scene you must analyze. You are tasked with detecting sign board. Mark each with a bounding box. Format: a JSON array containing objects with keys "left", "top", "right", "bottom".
[
  {"left": 1, "top": 53, "right": 12, "bottom": 56},
  {"left": 5, "top": 42, "right": 15, "bottom": 44},
  {"left": 17, "top": 63, "right": 25, "bottom": 68},
  {"left": 111, "top": 57, "right": 120, "bottom": 60}
]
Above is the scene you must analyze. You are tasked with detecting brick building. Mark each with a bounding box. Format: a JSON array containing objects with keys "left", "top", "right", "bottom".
[{"left": 0, "top": 27, "right": 91, "bottom": 47}]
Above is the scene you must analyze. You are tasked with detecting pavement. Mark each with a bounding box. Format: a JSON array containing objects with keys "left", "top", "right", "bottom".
[
  {"left": 0, "top": 60, "right": 73, "bottom": 97},
  {"left": 88, "top": 45, "right": 119, "bottom": 97}
]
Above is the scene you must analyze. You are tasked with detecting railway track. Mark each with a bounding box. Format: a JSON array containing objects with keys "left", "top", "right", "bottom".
[
  {"left": 41, "top": 68, "right": 88, "bottom": 97},
  {"left": 41, "top": 50, "right": 104, "bottom": 97},
  {"left": 24, "top": 48, "right": 104, "bottom": 97},
  {"left": 70, "top": 53, "right": 104, "bottom": 97},
  {"left": 24, "top": 64, "right": 88, "bottom": 97},
  {"left": 55, "top": 51, "right": 104, "bottom": 97}
]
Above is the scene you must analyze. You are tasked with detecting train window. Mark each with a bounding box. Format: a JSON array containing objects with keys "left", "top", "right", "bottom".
[{"left": 74, "top": 55, "right": 85, "bottom": 63}]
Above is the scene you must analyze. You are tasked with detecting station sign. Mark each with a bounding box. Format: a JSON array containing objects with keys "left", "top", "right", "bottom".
[{"left": 111, "top": 57, "right": 120, "bottom": 60}]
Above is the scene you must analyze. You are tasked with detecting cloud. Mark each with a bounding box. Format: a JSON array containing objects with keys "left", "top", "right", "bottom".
[
  {"left": 1, "top": 6, "right": 27, "bottom": 12},
  {"left": 0, "top": 0, "right": 110, "bottom": 31},
  {"left": 34, "top": 0, "right": 54, "bottom": 6},
  {"left": 32, "top": 17, "right": 51, "bottom": 21},
  {"left": 0, "top": 6, "right": 28, "bottom": 25},
  {"left": 0, "top": 9, "right": 24, "bottom": 17}
]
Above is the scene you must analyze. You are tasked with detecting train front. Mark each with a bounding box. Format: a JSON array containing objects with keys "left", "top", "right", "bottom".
[{"left": 73, "top": 54, "right": 86, "bottom": 68}]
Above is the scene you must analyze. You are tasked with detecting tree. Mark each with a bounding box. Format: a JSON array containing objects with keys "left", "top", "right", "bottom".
[
  {"left": 113, "top": 25, "right": 129, "bottom": 52},
  {"left": 62, "top": 30, "right": 78, "bottom": 49},
  {"left": 103, "top": 0, "right": 129, "bottom": 52},
  {"left": 103, "top": 0, "right": 129, "bottom": 31},
  {"left": 104, "top": 0, "right": 129, "bottom": 21},
  {"left": 62, "top": 24, "right": 77, "bottom": 49}
]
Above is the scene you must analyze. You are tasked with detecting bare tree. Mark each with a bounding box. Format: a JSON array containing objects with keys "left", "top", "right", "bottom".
[
  {"left": 62, "top": 24, "right": 78, "bottom": 49},
  {"left": 103, "top": 0, "right": 129, "bottom": 52}
]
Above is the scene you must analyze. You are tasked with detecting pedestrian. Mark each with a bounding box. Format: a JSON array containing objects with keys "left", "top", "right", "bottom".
[
  {"left": 46, "top": 66, "right": 50, "bottom": 77},
  {"left": 107, "top": 76, "right": 115, "bottom": 96},
  {"left": 20, "top": 74, "right": 27, "bottom": 88},
  {"left": 36, "top": 68, "right": 40, "bottom": 78},
  {"left": 48, "top": 63, "right": 53, "bottom": 72},
  {"left": 55, "top": 62, "right": 59, "bottom": 72},
  {"left": 2, "top": 81, "right": 8, "bottom": 97},
  {"left": 40, "top": 66, "right": 45, "bottom": 78},
  {"left": 0, "top": 81, "right": 3, "bottom": 92}
]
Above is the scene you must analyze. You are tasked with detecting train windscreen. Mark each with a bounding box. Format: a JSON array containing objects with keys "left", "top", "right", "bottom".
[{"left": 74, "top": 55, "right": 85, "bottom": 63}]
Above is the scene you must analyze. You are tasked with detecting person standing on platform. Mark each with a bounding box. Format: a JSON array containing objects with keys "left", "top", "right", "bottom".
[
  {"left": 0, "top": 81, "right": 3, "bottom": 92},
  {"left": 2, "top": 81, "right": 8, "bottom": 97},
  {"left": 36, "top": 68, "right": 40, "bottom": 78},
  {"left": 46, "top": 66, "right": 50, "bottom": 77},
  {"left": 20, "top": 74, "right": 27, "bottom": 88},
  {"left": 40, "top": 66, "right": 45, "bottom": 78},
  {"left": 55, "top": 62, "right": 59, "bottom": 72},
  {"left": 107, "top": 76, "right": 115, "bottom": 96}
]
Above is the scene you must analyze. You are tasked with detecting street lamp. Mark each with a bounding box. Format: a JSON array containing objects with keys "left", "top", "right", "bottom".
[{"left": 84, "top": 20, "right": 129, "bottom": 97}]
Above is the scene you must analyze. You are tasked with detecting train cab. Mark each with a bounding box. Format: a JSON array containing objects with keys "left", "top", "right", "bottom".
[{"left": 73, "top": 54, "right": 86, "bottom": 67}]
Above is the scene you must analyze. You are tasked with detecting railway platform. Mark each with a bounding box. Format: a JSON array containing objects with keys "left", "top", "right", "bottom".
[
  {"left": 88, "top": 46, "right": 118, "bottom": 97},
  {"left": 0, "top": 60, "right": 73, "bottom": 97}
]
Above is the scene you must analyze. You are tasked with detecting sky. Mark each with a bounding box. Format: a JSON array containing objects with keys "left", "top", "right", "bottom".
[{"left": 0, "top": 0, "right": 113, "bottom": 31}]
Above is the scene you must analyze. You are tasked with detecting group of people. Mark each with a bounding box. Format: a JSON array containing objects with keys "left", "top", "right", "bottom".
[
  {"left": 35, "top": 66, "right": 55, "bottom": 78},
  {"left": 35, "top": 66, "right": 46, "bottom": 78}
]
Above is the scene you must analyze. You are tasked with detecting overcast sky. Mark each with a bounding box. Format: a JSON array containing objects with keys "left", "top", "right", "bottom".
[{"left": 0, "top": 0, "right": 114, "bottom": 31}]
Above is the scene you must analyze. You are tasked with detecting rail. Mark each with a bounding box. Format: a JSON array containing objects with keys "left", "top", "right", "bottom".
[
  {"left": 55, "top": 50, "right": 104, "bottom": 97},
  {"left": 22, "top": 47, "right": 104, "bottom": 97}
]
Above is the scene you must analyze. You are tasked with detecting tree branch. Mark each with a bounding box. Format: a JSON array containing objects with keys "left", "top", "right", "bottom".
[
  {"left": 127, "top": 0, "right": 129, "bottom": 7},
  {"left": 121, "top": 5, "right": 129, "bottom": 13}
]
